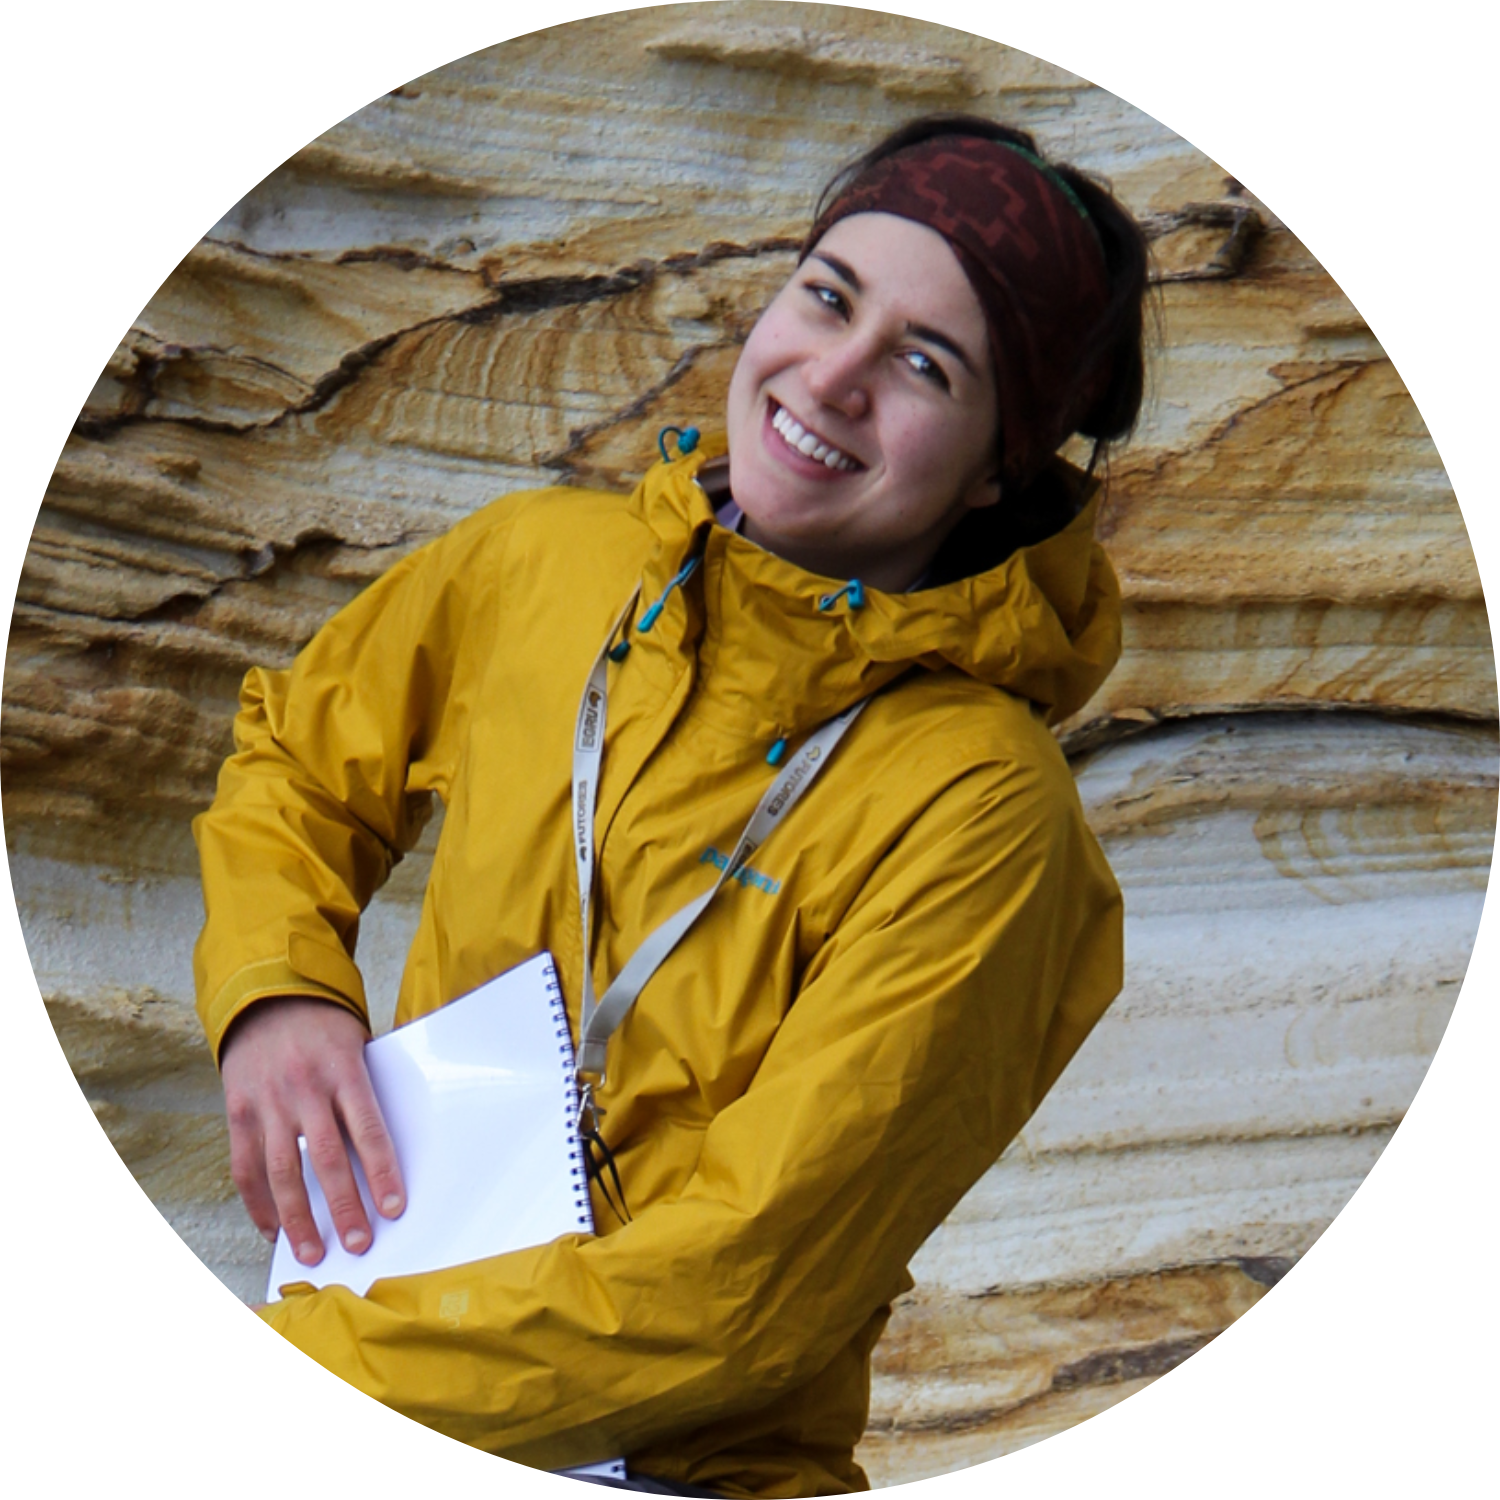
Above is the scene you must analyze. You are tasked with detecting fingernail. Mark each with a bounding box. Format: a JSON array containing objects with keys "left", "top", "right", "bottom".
[
  {"left": 381, "top": 1194, "right": 404, "bottom": 1215},
  {"left": 343, "top": 1228, "right": 370, "bottom": 1253},
  {"left": 261, "top": 1227, "right": 278, "bottom": 1243},
  {"left": 296, "top": 1241, "right": 320, "bottom": 1264}
]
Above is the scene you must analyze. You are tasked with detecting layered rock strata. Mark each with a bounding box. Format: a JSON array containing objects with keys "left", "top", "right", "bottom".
[{"left": 5, "top": 4, "right": 1493, "bottom": 1485}]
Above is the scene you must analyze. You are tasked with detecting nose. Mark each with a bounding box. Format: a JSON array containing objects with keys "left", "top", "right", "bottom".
[{"left": 804, "top": 332, "right": 874, "bottom": 420}]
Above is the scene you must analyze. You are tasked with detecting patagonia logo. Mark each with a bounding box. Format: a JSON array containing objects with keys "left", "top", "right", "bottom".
[
  {"left": 700, "top": 846, "right": 781, "bottom": 896},
  {"left": 577, "top": 688, "right": 603, "bottom": 751}
]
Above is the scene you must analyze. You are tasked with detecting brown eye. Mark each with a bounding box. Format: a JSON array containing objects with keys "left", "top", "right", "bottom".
[
  {"left": 808, "top": 284, "right": 849, "bottom": 318},
  {"left": 901, "top": 349, "right": 950, "bottom": 391}
]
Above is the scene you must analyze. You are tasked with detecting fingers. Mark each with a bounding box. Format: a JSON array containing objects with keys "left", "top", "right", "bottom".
[
  {"left": 289, "top": 1051, "right": 405, "bottom": 1259},
  {"left": 300, "top": 1102, "right": 373, "bottom": 1260},
  {"left": 263, "top": 1116, "right": 326, "bottom": 1265},
  {"left": 227, "top": 1091, "right": 280, "bottom": 1244},
  {"left": 271, "top": 1062, "right": 405, "bottom": 1267},
  {"left": 337, "top": 1068, "right": 406, "bottom": 1223}
]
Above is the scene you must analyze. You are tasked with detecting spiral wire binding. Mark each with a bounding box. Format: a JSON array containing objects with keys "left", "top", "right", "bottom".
[{"left": 544, "top": 958, "right": 596, "bottom": 1234}]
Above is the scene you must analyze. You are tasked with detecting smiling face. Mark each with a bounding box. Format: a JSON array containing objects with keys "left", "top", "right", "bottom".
[{"left": 724, "top": 211, "right": 1001, "bottom": 592}]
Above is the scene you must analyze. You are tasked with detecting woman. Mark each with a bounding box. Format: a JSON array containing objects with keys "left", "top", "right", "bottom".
[{"left": 195, "top": 116, "right": 1149, "bottom": 1495}]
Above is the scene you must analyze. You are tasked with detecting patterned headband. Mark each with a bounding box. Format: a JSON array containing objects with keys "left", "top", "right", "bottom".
[{"left": 803, "top": 134, "right": 1114, "bottom": 486}]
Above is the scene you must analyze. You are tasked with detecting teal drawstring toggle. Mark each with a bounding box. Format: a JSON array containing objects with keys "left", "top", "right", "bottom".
[
  {"left": 607, "top": 640, "right": 631, "bottom": 663},
  {"left": 766, "top": 737, "right": 788, "bottom": 766},
  {"left": 638, "top": 555, "right": 702, "bottom": 633},
  {"left": 818, "top": 579, "right": 865, "bottom": 612},
  {"left": 657, "top": 425, "right": 701, "bottom": 463}
]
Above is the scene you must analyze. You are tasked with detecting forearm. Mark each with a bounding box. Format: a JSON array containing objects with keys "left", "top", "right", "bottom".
[{"left": 192, "top": 513, "right": 486, "bottom": 1051}]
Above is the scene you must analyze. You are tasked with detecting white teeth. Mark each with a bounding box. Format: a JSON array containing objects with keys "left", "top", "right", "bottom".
[{"left": 771, "top": 403, "right": 857, "bottom": 471}]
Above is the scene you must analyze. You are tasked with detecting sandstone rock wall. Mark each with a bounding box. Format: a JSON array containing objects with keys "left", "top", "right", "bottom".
[{"left": 5, "top": 5, "right": 1493, "bottom": 1486}]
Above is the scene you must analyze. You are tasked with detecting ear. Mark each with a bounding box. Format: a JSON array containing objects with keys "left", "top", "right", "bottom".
[
  {"left": 960, "top": 468, "right": 1003, "bottom": 512},
  {"left": 959, "top": 429, "right": 1005, "bottom": 512}
]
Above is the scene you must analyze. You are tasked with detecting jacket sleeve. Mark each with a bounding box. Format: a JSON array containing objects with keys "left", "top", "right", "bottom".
[
  {"left": 257, "top": 751, "right": 1124, "bottom": 1472},
  {"left": 193, "top": 511, "right": 493, "bottom": 1058}
]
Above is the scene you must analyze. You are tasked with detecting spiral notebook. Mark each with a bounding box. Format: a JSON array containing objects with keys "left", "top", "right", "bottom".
[{"left": 266, "top": 952, "right": 624, "bottom": 1482}]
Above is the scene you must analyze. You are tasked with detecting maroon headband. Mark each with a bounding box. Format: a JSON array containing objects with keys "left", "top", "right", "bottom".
[{"left": 803, "top": 134, "right": 1112, "bottom": 487}]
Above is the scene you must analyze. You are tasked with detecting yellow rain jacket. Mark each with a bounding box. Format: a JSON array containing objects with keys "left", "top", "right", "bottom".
[{"left": 194, "top": 440, "right": 1124, "bottom": 1495}]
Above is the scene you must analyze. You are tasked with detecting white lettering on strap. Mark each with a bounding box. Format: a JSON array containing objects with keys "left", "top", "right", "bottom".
[{"left": 571, "top": 589, "right": 641, "bottom": 1051}]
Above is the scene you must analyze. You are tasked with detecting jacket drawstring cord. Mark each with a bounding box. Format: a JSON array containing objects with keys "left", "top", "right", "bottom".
[
  {"left": 657, "top": 424, "right": 701, "bottom": 463},
  {"left": 767, "top": 580, "right": 866, "bottom": 762},
  {"left": 639, "top": 555, "right": 702, "bottom": 632},
  {"left": 818, "top": 579, "right": 866, "bottom": 612},
  {"left": 609, "top": 554, "right": 703, "bottom": 663}
]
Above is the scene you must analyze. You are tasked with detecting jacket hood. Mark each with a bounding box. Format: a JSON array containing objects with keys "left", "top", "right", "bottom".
[{"left": 627, "top": 436, "right": 1122, "bottom": 731}]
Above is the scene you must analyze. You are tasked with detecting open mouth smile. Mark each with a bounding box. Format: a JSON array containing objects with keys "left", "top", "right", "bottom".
[{"left": 769, "top": 401, "right": 862, "bottom": 472}]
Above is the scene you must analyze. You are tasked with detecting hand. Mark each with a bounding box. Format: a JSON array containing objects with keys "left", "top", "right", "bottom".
[{"left": 220, "top": 996, "right": 405, "bottom": 1267}]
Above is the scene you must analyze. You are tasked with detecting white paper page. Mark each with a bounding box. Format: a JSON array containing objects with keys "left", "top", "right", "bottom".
[{"left": 268, "top": 952, "right": 591, "bottom": 1300}]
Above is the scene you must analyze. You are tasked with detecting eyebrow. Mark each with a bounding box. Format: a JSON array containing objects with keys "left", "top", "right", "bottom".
[{"left": 810, "top": 250, "right": 981, "bottom": 379}]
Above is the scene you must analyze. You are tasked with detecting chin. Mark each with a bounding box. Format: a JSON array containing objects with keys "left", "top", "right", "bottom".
[
  {"left": 725, "top": 444, "right": 779, "bottom": 521},
  {"left": 728, "top": 459, "right": 815, "bottom": 537}
]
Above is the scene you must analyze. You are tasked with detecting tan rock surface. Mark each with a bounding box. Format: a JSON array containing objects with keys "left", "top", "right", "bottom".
[
  {"left": 860, "top": 1264, "right": 1271, "bottom": 1484},
  {"left": 13, "top": 7, "right": 1487, "bottom": 821},
  {"left": 6, "top": 3, "right": 1493, "bottom": 1481}
]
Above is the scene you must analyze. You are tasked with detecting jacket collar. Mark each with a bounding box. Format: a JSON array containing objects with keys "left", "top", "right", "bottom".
[{"left": 626, "top": 436, "right": 1121, "bottom": 739}]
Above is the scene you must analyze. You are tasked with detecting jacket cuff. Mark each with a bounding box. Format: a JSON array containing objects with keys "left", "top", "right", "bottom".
[{"left": 201, "top": 936, "right": 370, "bottom": 1064}]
